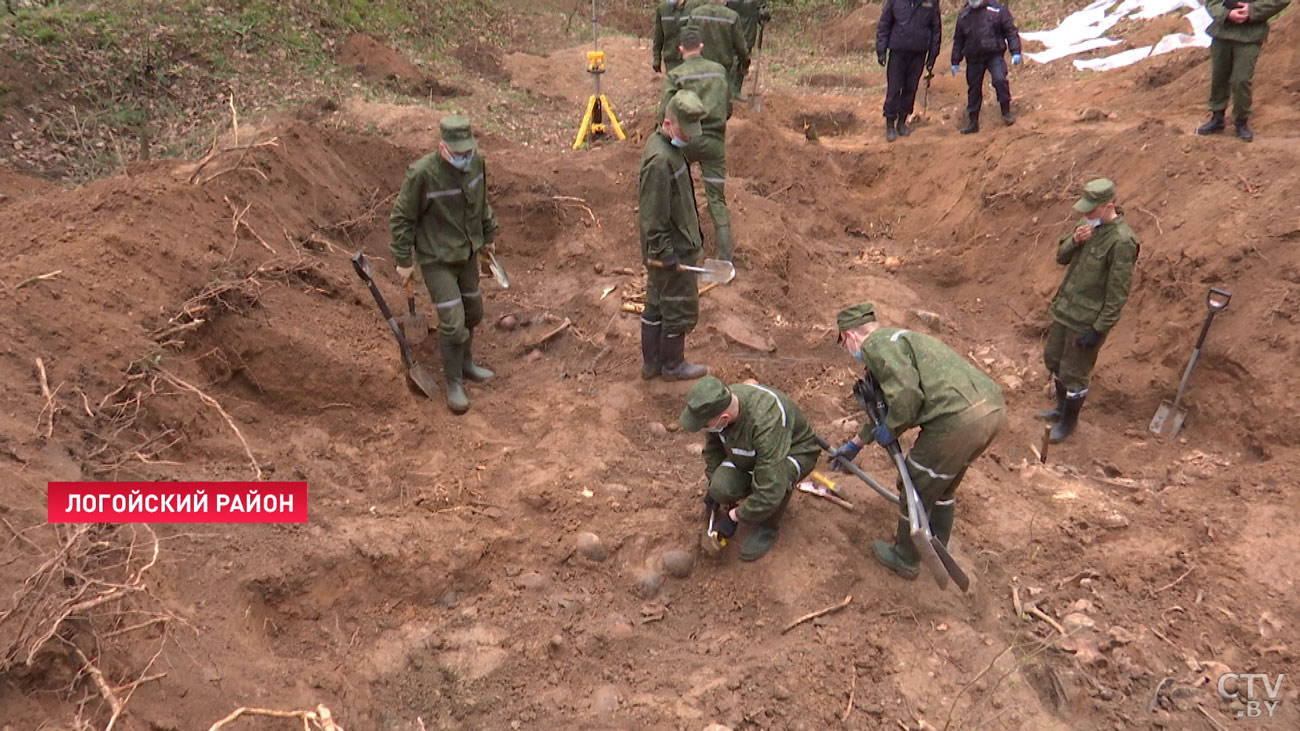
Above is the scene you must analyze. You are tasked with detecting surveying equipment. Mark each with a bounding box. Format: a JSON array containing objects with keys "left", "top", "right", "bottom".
[{"left": 572, "top": 0, "right": 626, "bottom": 149}]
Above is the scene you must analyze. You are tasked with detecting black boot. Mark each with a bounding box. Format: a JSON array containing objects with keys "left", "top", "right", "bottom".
[
  {"left": 960, "top": 112, "right": 979, "bottom": 134},
  {"left": 1001, "top": 103, "right": 1016, "bottom": 126},
  {"left": 439, "top": 341, "right": 470, "bottom": 414},
  {"left": 871, "top": 519, "right": 920, "bottom": 580},
  {"left": 929, "top": 501, "right": 955, "bottom": 549},
  {"left": 659, "top": 332, "right": 707, "bottom": 381},
  {"left": 1049, "top": 394, "right": 1085, "bottom": 444},
  {"left": 1196, "top": 110, "right": 1226, "bottom": 135},
  {"left": 1035, "top": 375, "right": 1066, "bottom": 422},
  {"left": 739, "top": 489, "right": 792, "bottom": 562},
  {"left": 640, "top": 320, "right": 662, "bottom": 380},
  {"left": 895, "top": 117, "right": 911, "bottom": 137},
  {"left": 885, "top": 117, "right": 897, "bottom": 143},
  {"left": 462, "top": 331, "right": 495, "bottom": 383},
  {"left": 1235, "top": 117, "right": 1254, "bottom": 143}
]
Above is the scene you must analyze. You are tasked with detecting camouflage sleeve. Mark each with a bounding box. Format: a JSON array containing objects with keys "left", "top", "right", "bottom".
[
  {"left": 735, "top": 422, "right": 790, "bottom": 523},
  {"left": 653, "top": 8, "right": 665, "bottom": 66},
  {"left": 1206, "top": 0, "right": 1228, "bottom": 20},
  {"left": 638, "top": 156, "right": 676, "bottom": 260},
  {"left": 1248, "top": 0, "right": 1290, "bottom": 22},
  {"left": 1093, "top": 235, "right": 1138, "bottom": 332},
  {"left": 859, "top": 337, "right": 924, "bottom": 438},
  {"left": 1055, "top": 225, "right": 1083, "bottom": 265},
  {"left": 732, "top": 21, "right": 749, "bottom": 64},
  {"left": 703, "top": 434, "right": 726, "bottom": 480},
  {"left": 482, "top": 161, "right": 499, "bottom": 244},
  {"left": 389, "top": 165, "right": 423, "bottom": 268},
  {"left": 657, "top": 74, "right": 677, "bottom": 125}
]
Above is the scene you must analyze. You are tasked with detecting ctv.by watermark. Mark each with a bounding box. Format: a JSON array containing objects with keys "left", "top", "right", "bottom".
[{"left": 1218, "top": 672, "right": 1286, "bottom": 719}]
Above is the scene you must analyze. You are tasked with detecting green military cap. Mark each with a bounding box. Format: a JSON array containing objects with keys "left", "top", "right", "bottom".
[
  {"left": 836, "top": 303, "right": 877, "bottom": 333},
  {"left": 440, "top": 114, "right": 476, "bottom": 153},
  {"left": 1073, "top": 178, "right": 1115, "bottom": 213},
  {"left": 680, "top": 376, "right": 732, "bottom": 432},
  {"left": 667, "top": 90, "right": 706, "bottom": 139}
]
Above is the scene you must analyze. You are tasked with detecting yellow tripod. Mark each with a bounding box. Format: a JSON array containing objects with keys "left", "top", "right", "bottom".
[{"left": 572, "top": 1, "right": 626, "bottom": 149}]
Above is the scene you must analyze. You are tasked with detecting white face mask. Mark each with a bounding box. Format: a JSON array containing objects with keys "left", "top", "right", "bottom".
[
  {"left": 706, "top": 416, "right": 729, "bottom": 433},
  {"left": 447, "top": 150, "right": 474, "bottom": 170},
  {"left": 1086, "top": 217, "right": 1102, "bottom": 228},
  {"left": 670, "top": 135, "right": 688, "bottom": 148}
]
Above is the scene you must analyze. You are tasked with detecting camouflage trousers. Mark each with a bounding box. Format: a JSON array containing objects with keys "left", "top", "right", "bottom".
[
  {"left": 895, "top": 401, "right": 1004, "bottom": 522},
  {"left": 707, "top": 451, "right": 817, "bottom": 524},
  {"left": 421, "top": 257, "right": 483, "bottom": 345},
  {"left": 1043, "top": 322, "right": 1107, "bottom": 397}
]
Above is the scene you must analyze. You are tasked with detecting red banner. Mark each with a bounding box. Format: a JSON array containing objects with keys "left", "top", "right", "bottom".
[{"left": 48, "top": 482, "right": 308, "bottom": 523}]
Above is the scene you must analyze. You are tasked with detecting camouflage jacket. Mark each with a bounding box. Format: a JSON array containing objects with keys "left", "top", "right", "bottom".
[
  {"left": 856, "top": 328, "right": 1004, "bottom": 438},
  {"left": 703, "top": 383, "right": 819, "bottom": 522},
  {"left": 389, "top": 151, "right": 498, "bottom": 268},
  {"left": 726, "top": 0, "right": 766, "bottom": 49},
  {"left": 638, "top": 132, "right": 702, "bottom": 261},
  {"left": 1207, "top": 0, "right": 1290, "bottom": 44},
  {"left": 658, "top": 55, "right": 731, "bottom": 134},
  {"left": 653, "top": 0, "right": 702, "bottom": 69},
  {"left": 690, "top": 1, "right": 750, "bottom": 71},
  {"left": 1049, "top": 216, "right": 1139, "bottom": 333}
]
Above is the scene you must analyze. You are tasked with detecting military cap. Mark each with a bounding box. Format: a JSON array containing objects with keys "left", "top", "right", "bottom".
[
  {"left": 667, "top": 90, "right": 705, "bottom": 139},
  {"left": 440, "top": 114, "right": 476, "bottom": 153},
  {"left": 836, "top": 303, "right": 877, "bottom": 333},
  {"left": 680, "top": 376, "right": 732, "bottom": 432},
  {"left": 1073, "top": 178, "right": 1115, "bottom": 213}
]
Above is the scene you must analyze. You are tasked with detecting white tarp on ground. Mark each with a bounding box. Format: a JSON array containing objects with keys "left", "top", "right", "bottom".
[{"left": 1023, "top": 0, "right": 1212, "bottom": 71}]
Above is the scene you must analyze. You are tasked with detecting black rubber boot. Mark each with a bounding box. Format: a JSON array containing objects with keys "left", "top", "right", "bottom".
[
  {"left": 461, "top": 331, "right": 495, "bottom": 383},
  {"left": 659, "top": 332, "right": 707, "bottom": 381},
  {"left": 929, "top": 502, "right": 955, "bottom": 549},
  {"left": 739, "top": 489, "right": 792, "bottom": 562},
  {"left": 1196, "top": 110, "right": 1226, "bottom": 135},
  {"left": 885, "top": 117, "right": 898, "bottom": 143},
  {"left": 1035, "top": 375, "right": 1067, "bottom": 422},
  {"left": 960, "top": 112, "right": 980, "bottom": 134},
  {"left": 895, "top": 118, "right": 911, "bottom": 137},
  {"left": 640, "top": 320, "right": 662, "bottom": 380},
  {"left": 871, "top": 519, "right": 921, "bottom": 580},
  {"left": 1049, "top": 394, "right": 1085, "bottom": 444},
  {"left": 1001, "top": 103, "right": 1016, "bottom": 126},
  {"left": 439, "top": 341, "right": 470, "bottom": 414},
  {"left": 1235, "top": 117, "right": 1253, "bottom": 143}
]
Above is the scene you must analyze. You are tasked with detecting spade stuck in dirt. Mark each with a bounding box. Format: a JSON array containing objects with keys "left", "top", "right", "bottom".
[
  {"left": 351, "top": 252, "right": 440, "bottom": 399},
  {"left": 401, "top": 278, "right": 429, "bottom": 345},
  {"left": 1150, "top": 287, "right": 1231, "bottom": 438},
  {"left": 647, "top": 258, "right": 736, "bottom": 285}
]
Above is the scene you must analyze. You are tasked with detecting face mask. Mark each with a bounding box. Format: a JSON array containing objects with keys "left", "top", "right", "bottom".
[
  {"left": 670, "top": 135, "right": 688, "bottom": 148},
  {"left": 706, "top": 417, "right": 728, "bottom": 433},
  {"left": 967, "top": 0, "right": 984, "bottom": 7},
  {"left": 1086, "top": 217, "right": 1102, "bottom": 228},
  {"left": 447, "top": 150, "right": 474, "bottom": 170}
]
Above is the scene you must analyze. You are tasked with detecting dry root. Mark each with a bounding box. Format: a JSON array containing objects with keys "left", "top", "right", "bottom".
[{"left": 208, "top": 704, "right": 344, "bottom": 731}]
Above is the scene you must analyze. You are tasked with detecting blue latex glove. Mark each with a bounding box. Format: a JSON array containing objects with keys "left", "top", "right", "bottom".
[
  {"left": 1074, "top": 328, "right": 1104, "bottom": 349},
  {"left": 1012, "top": 53, "right": 1023, "bottom": 66},
  {"left": 871, "top": 424, "right": 894, "bottom": 447},
  {"left": 951, "top": 64, "right": 960, "bottom": 76},
  {"left": 828, "top": 441, "right": 862, "bottom": 472}
]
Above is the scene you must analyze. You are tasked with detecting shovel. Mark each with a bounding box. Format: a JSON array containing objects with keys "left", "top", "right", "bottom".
[
  {"left": 647, "top": 257, "right": 737, "bottom": 285},
  {"left": 401, "top": 278, "right": 429, "bottom": 345},
  {"left": 1149, "top": 287, "right": 1232, "bottom": 438},
  {"left": 480, "top": 249, "right": 510, "bottom": 289},
  {"left": 351, "top": 253, "right": 440, "bottom": 399},
  {"left": 746, "top": 24, "right": 765, "bottom": 112}
]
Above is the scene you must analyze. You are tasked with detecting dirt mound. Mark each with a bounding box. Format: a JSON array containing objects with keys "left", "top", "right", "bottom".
[
  {"left": 454, "top": 39, "right": 509, "bottom": 81},
  {"left": 338, "top": 33, "right": 460, "bottom": 97},
  {"left": 818, "top": 4, "right": 880, "bottom": 55}
]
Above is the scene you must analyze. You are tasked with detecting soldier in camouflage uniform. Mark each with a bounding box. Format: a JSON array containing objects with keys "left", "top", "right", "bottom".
[
  {"left": 653, "top": 0, "right": 700, "bottom": 73},
  {"left": 1196, "top": 0, "right": 1291, "bottom": 142},
  {"left": 1037, "top": 179, "right": 1139, "bottom": 444},
  {"left": 658, "top": 30, "right": 736, "bottom": 262},
  {"left": 829, "top": 303, "right": 1004, "bottom": 580},
  {"left": 390, "top": 115, "right": 498, "bottom": 415},
  {"left": 639, "top": 91, "right": 709, "bottom": 382},
  {"left": 726, "top": 0, "right": 768, "bottom": 96},
  {"left": 690, "top": 0, "right": 749, "bottom": 98},
  {"left": 682, "top": 376, "right": 820, "bottom": 561}
]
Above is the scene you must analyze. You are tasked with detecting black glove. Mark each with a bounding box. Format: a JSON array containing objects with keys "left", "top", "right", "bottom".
[
  {"left": 759, "top": 8, "right": 771, "bottom": 23},
  {"left": 659, "top": 253, "right": 682, "bottom": 271},
  {"left": 652, "top": 61, "right": 661, "bottom": 73},
  {"left": 703, "top": 494, "right": 717, "bottom": 511},
  {"left": 714, "top": 509, "right": 738, "bottom": 539},
  {"left": 1074, "top": 328, "right": 1104, "bottom": 349},
  {"left": 877, "top": 52, "right": 887, "bottom": 67}
]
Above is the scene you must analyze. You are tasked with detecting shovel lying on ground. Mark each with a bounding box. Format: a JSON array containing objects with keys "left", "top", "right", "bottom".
[
  {"left": 351, "top": 252, "right": 440, "bottom": 399},
  {"left": 797, "top": 471, "right": 853, "bottom": 510},
  {"left": 646, "top": 258, "right": 737, "bottom": 285},
  {"left": 401, "top": 279, "right": 429, "bottom": 346},
  {"left": 1150, "top": 287, "right": 1232, "bottom": 438},
  {"left": 853, "top": 378, "right": 970, "bottom": 592}
]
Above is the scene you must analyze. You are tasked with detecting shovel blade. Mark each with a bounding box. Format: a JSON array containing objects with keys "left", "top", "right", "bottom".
[
  {"left": 406, "top": 363, "right": 440, "bottom": 400},
  {"left": 699, "top": 258, "right": 737, "bottom": 284},
  {"left": 1149, "top": 400, "right": 1185, "bottom": 438},
  {"left": 748, "top": 94, "right": 762, "bottom": 112},
  {"left": 911, "top": 530, "right": 950, "bottom": 590}
]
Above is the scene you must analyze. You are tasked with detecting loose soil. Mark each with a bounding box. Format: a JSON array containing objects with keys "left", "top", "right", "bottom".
[{"left": 2, "top": 7, "right": 1299, "bottom": 731}]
